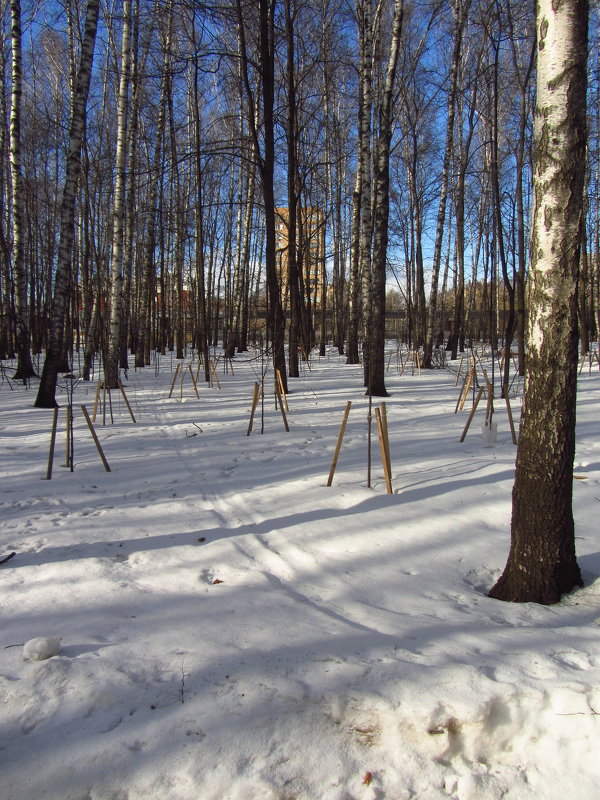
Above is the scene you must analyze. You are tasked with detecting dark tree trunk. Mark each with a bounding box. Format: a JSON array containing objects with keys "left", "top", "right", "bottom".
[{"left": 489, "top": 0, "right": 587, "bottom": 605}]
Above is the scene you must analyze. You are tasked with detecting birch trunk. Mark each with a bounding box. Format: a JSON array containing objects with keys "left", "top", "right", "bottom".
[
  {"left": 105, "top": 0, "right": 132, "bottom": 388},
  {"left": 489, "top": 0, "right": 587, "bottom": 604},
  {"left": 422, "top": 0, "right": 470, "bottom": 368},
  {"left": 9, "top": 0, "right": 35, "bottom": 380},
  {"left": 35, "top": 0, "right": 100, "bottom": 407},
  {"left": 367, "top": 0, "right": 403, "bottom": 396}
]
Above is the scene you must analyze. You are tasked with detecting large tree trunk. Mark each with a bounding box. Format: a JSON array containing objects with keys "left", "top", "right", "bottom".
[
  {"left": 9, "top": 0, "right": 35, "bottom": 380},
  {"left": 236, "top": 0, "right": 287, "bottom": 392},
  {"left": 423, "top": 0, "right": 470, "bottom": 368},
  {"left": 105, "top": 0, "right": 132, "bottom": 388},
  {"left": 35, "top": 0, "right": 100, "bottom": 407},
  {"left": 285, "top": 0, "right": 300, "bottom": 379},
  {"left": 489, "top": 0, "right": 587, "bottom": 605},
  {"left": 366, "top": 0, "right": 404, "bottom": 397}
]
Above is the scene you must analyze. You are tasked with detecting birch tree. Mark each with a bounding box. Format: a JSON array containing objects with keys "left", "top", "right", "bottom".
[
  {"left": 489, "top": 0, "right": 587, "bottom": 605},
  {"left": 422, "top": 0, "right": 470, "bottom": 368},
  {"left": 35, "top": 0, "right": 100, "bottom": 407},
  {"left": 365, "top": 0, "right": 403, "bottom": 396},
  {"left": 105, "top": 0, "right": 132, "bottom": 388},
  {"left": 9, "top": 0, "right": 35, "bottom": 379}
]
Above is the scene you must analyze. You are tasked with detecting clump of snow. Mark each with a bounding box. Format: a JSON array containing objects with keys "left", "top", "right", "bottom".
[
  {"left": 1, "top": 346, "right": 599, "bottom": 799},
  {"left": 23, "top": 636, "right": 61, "bottom": 661}
]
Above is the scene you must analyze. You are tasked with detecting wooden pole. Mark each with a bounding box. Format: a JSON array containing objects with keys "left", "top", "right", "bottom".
[
  {"left": 247, "top": 382, "right": 261, "bottom": 436},
  {"left": 117, "top": 379, "right": 137, "bottom": 422},
  {"left": 505, "top": 394, "right": 518, "bottom": 445},
  {"left": 459, "top": 386, "right": 484, "bottom": 441},
  {"left": 168, "top": 363, "right": 181, "bottom": 398},
  {"left": 380, "top": 402, "right": 392, "bottom": 479},
  {"left": 275, "top": 369, "right": 289, "bottom": 411},
  {"left": 455, "top": 367, "right": 473, "bottom": 413},
  {"left": 65, "top": 404, "right": 72, "bottom": 468},
  {"left": 45, "top": 406, "right": 60, "bottom": 480},
  {"left": 92, "top": 380, "right": 102, "bottom": 421},
  {"left": 209, "top": 360, "right": 222, "bottom": 390},
  {"left": 375, "top": 407, "right": 393, "bottom": 494},
  {"left": 187, "top": 365, "right": 200, "bottom": 398},
  {"left": 455, "top": 355, "right": 464, "bottom": 386},
  {"left": 81, "top": 405, "right": 111, "bottom": 471},
  {"left": 327, "top": 401, "right": 351, "bottom": 486},
  {"left": 276, "top": 386, "right": 290, "bottom": 432}
]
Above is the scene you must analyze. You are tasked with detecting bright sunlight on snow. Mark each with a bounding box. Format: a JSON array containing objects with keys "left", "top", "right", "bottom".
[{"left": 1, "top": 347, "right": 600, "bottom": 799}]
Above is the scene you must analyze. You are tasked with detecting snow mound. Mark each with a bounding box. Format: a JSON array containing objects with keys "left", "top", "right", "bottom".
[{"left": 23, "top": 636, "right": 61, "bottom": 661}]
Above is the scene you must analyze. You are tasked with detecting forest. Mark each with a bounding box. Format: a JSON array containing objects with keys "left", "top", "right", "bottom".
[{"left": 0, "top": 0, "right": 598, "bottom": 403}]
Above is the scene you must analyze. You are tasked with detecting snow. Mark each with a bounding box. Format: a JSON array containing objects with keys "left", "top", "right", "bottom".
[
  {"left": 1, "top": 347, "right": 599, "bottom": 800},
  {"left": 22, "top": 636, "right": 62, "bottom": 661}
]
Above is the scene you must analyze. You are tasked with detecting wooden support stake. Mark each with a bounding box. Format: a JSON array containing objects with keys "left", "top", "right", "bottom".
[
  {"left": 455, "top": 367, "right": 473, "bottom": 413},
  {"left": 168, "top": 363, "right": 181, "bottom": 398},
  {"left": 327, "top": 401, "right": 351, "bottom": 486},
  {"left": 92, "top": 380, "right": 102, "bottom": 421},
  {"left": 459, "top": 386, "right": 484, "bottom": 442},
  {"left": 380, "top": 403, "right": 392, "bottom": 479},
  {"left": 482, "top": 369, "right": 494, "bottom": 419},
  {"left": 187, "top": 365, "right": 200, "bottom": 398},
  {"left": 275, "top": 369, "right": 289, "bottom": 411},
  {"left": 375, "top": 407, "right": 393, "bottom": 494},
  {"left": 208, "top": 360, "right": 222, "bottom": 390},
  {"left": 455, "top": 355, "right": 464, "bottom": 386},
  {"left": 276, "top": 387, "right": 290, "bottom": 432},
  {"left": 505, "top": 394, "right": 518, "bottom": 445},
  {"left": 81, "top": 405, "right": 111, "bottom": 471},
  {"left": 247, "top": 382, "right": 261, "bottom": 436},
  {"left": 45, "top": 406, "right": 60, "bottom": 480},
  {"left": 65, "top": 404, "right": 72, "bottom": 467},
  {"left": 117, "top": 379, "right": 137, "bottom": 422}
]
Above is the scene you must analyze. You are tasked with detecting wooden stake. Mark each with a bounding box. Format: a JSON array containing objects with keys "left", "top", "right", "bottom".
[
  {"left": 117, "top": 379, "right": 137, "bottom": 422},
  {"left": 276, "top": 387, "right": 290, "bottom": 432},
  {"left": 65, "top": 404, "right": 72, "bottom": 467},
  {"left": 92, "top": 379, "right": 102, "bottom": 421},
  {"left": 505, "top": 394, "right": 518, "bottom": 445},
  {"left": 247, "top": 382, "right": 261, "bottom": 436},
  {"left": 380, "top": 402, "right": 392, "bottom": 479},
  {"left": 455, "top": 367, "right": 474, "bottom": 413},
  {"left": 208, "top": 360, "right": 222, "bottom": 390},
  {"left": 275, "top": 369, "right": 289, "bottom": 411},
  {"left": 45, "top": 406, "right": 59, "bottom": 480},
  {"left": 459, "top": 386, "right": 484, "bottom": 441},
  {"left": 327, "top": 401, "right": 351, "bottom": 486},
  {"left": 81, "top": 405, "right": 111, "bottom": 471},
  {"left": 455, "top": 355, "right": 464, "bottom": 386},
  {"left": 187, "top": 365, "right": 200, "bottom": 398},
  {"left": 168, "top": 363, "right": 181, "bottom": 398},
  {"left": 375, "top": 407, "right": 393, "bottom": 494}
]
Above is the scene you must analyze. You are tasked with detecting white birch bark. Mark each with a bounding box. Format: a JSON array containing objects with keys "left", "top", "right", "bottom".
[
  {"left": 105, "top": 0, "right": 132, "bottom": 388},
  {"left": 490, "top": 0, "right": 587, "bottom": 604},
  {"left": 9, "top": 0, "right": 35, "bottom": 379},
  {"left": 35, "top": 0, "right": 100, "bottom": 407}
]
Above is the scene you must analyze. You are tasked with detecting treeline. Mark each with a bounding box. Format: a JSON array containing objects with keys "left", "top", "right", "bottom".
[{"left": 0, "top": 0, "right": 599, "bottom": 404}]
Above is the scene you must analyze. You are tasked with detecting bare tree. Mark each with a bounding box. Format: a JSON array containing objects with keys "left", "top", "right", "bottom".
[
  {"left": 489, "top": 0, "right": 587, "bottom": 604},
  {"left": 105, "top": 0, "right": 133, "bottom": 388},
  {"left": 35, "top": 0, "right": 100, "bottom": 407},
  {"left": 9, "top": 0, "right": 35, "bottom": 379}
]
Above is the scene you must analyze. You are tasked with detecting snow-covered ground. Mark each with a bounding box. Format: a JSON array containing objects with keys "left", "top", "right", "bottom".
[{"left": 1, "top": 347, "right": 599, "bottom": 800}]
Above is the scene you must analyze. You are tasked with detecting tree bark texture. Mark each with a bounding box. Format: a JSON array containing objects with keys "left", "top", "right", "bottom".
[
  {"left": 9, "top": 0, "right": 35, "bottom": 380},
  {"left": 35, "top": 0, "right": 100, "bottom": 407},
  {"left": 489, "top": 0, "right": 587, "bottom": 605}
]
